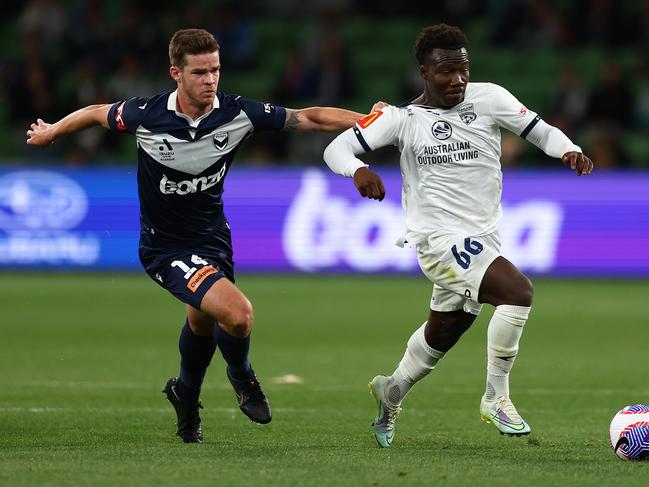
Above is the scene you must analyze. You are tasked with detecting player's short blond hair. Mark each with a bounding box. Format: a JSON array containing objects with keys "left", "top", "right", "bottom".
[{"left": 169, "top": 28, "right": 220, "bottom": 68}]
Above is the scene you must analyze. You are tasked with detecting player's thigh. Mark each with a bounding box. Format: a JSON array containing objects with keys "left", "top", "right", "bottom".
[
  {"left": 184, "top": 280, "right": 253, "bottom": 337},
  {"left": 199, "top": 278, "right": 253, "bottom": 337},
  {"left": 417, "top": 232, "right": 500, "bottom": 312},
  {"left": 478, "top": 256, "right": 533, "bottom": 307}
]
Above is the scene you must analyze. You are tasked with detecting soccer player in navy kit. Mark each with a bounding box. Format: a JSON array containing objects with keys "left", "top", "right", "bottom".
[{"left": 26, "top": 28, "right": 364, "bottom": 443}]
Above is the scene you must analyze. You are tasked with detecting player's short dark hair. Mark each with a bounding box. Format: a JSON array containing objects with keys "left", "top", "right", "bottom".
[
  {"left": 169, "top": 28, "right": 220, "bottom": 68},
  {"left": 414, "top": 24, "right": 468, "bottom": 65}
]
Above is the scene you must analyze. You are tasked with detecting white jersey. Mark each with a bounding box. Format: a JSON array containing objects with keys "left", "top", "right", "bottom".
[{"left": 353, "top": 82, "right": 541, "bottom": 246}]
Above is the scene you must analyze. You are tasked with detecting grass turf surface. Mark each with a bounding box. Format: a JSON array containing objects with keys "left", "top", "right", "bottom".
[{"left": 0, "top": 273, "right": 647, "bottom": 486}]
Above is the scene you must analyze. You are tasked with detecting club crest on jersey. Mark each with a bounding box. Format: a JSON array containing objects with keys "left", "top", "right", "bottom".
[
  {"left": 431, "top": 121, "right": 452, "bottom": 140},
  {"left": 213, "top": 132, "right": 228, "bottom": 150},
  {"left": 457, "top": 103, "right": 476, "bottom": 125}
]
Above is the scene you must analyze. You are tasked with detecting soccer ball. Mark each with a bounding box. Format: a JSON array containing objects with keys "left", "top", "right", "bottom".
[{"left": 609, "top": 404, "right": 649, "bottom": 461}]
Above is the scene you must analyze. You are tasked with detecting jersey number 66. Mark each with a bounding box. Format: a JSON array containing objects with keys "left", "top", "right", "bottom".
[{"left": 451, "top": 238, "right": 484, "bottom": 269}]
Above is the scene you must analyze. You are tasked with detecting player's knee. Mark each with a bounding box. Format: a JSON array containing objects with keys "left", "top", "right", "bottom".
[
  {"left": 510, "top": 275, "right": 533, "bottom": 306},
  {"left": 490, "top": 273, "right": 534, "bottom": 307},
  {"left": 227, "top": 303, "right": 254, "bottom": 337}
]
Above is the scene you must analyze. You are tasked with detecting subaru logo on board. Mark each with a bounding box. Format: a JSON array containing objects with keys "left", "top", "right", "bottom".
[
  {"left": 432, "top": 121, "right": 452, "bottom": 140},
  {"left": 0, "top": 171, "right": 88, "bottom": 231}
]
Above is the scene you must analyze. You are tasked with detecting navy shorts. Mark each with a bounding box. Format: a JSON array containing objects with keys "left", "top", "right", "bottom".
[{"left": 139, "top": 227, "right": 235, "bottom": 310}]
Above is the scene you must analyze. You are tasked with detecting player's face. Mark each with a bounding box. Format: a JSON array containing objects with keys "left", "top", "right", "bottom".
[
  {"left": 421, "top": 48, "right": 470, "bottom": 109},
  {"left": 174, "top": 51, "right": 221, "bottom": 108}
]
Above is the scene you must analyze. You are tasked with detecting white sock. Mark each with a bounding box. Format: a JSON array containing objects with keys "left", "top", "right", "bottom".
[
  {"left": 387, "top": 323, "right": 445, "bottom": 406},
  {"left": 485, "top": 304, "right": 530, "bottom": 400}
]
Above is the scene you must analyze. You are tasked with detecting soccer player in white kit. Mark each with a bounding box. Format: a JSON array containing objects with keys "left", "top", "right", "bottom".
[{"left": 323, "top": 24, "right": 594, "bottom": 448}]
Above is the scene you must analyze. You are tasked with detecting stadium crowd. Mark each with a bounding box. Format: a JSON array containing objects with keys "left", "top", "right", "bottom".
[{"left": 3, "top": 0, "right": 648, "bottom": 167}]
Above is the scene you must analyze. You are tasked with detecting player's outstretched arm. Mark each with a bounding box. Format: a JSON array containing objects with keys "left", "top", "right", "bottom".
[
  {"left": 26, "top": 104, "right": 112, "bottom": 147},
  {"left": 522, "top": 118, "right": 594, "bottom": 176},
  {"left": 283, "top": 107, "right": 363, "bottom": 132}
]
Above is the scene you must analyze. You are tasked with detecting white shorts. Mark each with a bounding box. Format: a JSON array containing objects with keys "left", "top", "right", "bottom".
[{"left": 416, "top": 232, "right": 501, "bottom": 315}]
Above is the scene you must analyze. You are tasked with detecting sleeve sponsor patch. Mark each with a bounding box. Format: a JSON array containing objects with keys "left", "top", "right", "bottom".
[
  {"left": 357, "top": 110, "right": 383, "bottom": 129},
  {"left": 240, "top": 97, "right": 286, "bottom": 132},
  {"left": 115, "top": 102, "right": 127, "bottom": 131}
]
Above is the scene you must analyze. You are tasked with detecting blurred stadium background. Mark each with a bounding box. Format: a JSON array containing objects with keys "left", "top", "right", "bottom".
[
  {"left": 3, "top": 0, "right": 648, "bottom": 167},
  {"left": 2, "top": 1, "right": 649, "bottom": 486}
]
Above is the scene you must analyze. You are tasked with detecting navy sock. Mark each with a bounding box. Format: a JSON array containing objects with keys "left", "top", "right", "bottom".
[
  {"left": 215, "top": 324, "right": 252, "bottom": 380},
  {"left": 178, "top": 320, "right": 217, "bottom": 404}
]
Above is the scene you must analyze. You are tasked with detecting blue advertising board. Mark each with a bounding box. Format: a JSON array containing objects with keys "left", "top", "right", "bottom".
[{"left": 0, "top": 167, "right": 647, "bottom": 276}]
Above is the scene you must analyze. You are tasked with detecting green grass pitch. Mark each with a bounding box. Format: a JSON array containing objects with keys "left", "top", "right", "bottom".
[{"left": 1, "top": 273, "right": 647, "bottom": 486}]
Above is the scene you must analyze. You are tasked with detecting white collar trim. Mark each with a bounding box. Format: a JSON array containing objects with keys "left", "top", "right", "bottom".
[{"left": 166, "top": 89, "right": 220, "bottom": 127}]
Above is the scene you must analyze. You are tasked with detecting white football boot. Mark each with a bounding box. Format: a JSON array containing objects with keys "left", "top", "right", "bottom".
[
  {"left": 369, "top": 375, "right": 402, "bottom": 448},
  {"left": 480, "top": 395, "right": 531, "bottom": 436}
]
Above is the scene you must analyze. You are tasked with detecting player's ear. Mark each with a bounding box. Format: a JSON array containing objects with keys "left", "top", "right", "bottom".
[
  {"left": 420, "top": 65, "right": 428, "bottom": 80},
  {"left": 170, "top": 66, "right": 181, "bottom": 83}
]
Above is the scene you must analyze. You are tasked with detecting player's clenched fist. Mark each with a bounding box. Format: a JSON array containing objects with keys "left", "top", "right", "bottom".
[
  {"left": 371, "top": 101, "right": 389, "bottom": 112},
  {"left": 562, "top": 151, "right": 594, "bottom": 176},
  {"left": 353, "top": 167, "right": 386, "bottom": 201},
  {"left": 26, "top": 119, "right": 55, "bottom": 147}
]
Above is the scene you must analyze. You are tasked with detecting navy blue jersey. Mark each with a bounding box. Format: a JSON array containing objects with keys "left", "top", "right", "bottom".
[{"left": 107, "top": 90, "right": 286, "bottom": 245}]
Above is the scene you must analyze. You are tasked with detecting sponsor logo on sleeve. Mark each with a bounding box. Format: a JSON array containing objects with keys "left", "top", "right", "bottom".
[
  {"left": 518, "top": 106, "right": 528, "bottom": 116},
  {"left": 357, "top": 111, "right": 383, "bottom": 129},
  {"left": 187, "top": 264, "right": 219, "bottom": 291},
  {"left": 115, "top": 102, "right": 127, "bottom": 131}
]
